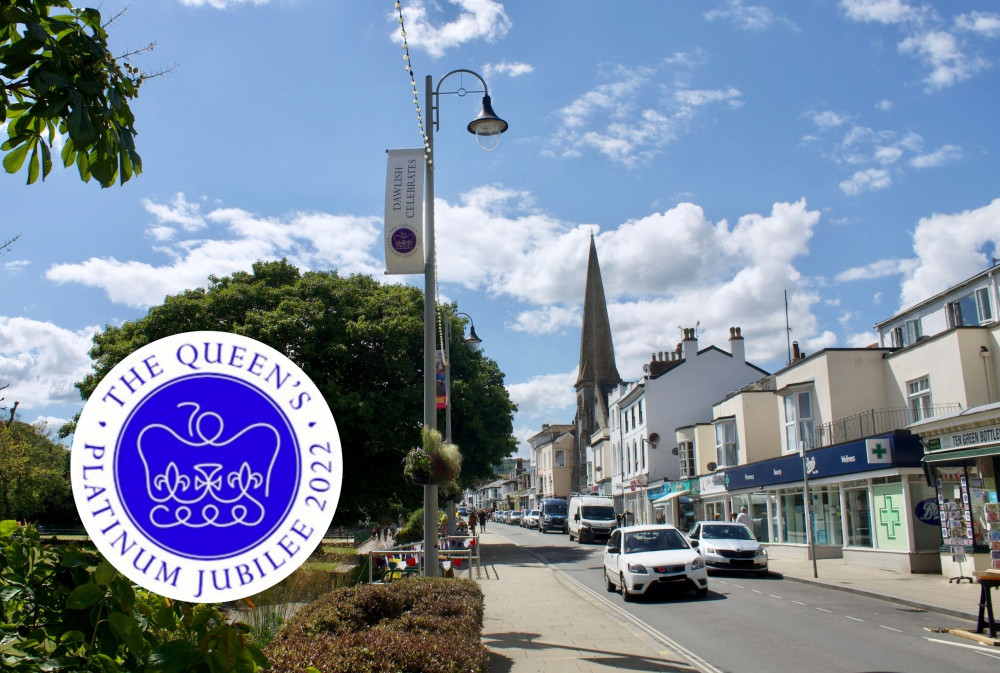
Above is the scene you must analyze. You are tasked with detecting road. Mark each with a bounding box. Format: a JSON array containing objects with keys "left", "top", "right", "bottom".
[{"left": 493, "top": 523, "right": 999, "bottom": 673}]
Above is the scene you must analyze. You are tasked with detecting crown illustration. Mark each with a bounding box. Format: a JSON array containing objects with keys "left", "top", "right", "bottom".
[{"left": 136, "top": 402, "right": 281, "bottom": 529}]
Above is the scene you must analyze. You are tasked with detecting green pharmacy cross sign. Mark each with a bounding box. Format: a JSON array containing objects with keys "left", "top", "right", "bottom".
[
  {"left": 870, "top": 442, "right": 887, "bottom": 460},
  {"left": 879, "top": 495, "right": 902, "bottom": 540}
]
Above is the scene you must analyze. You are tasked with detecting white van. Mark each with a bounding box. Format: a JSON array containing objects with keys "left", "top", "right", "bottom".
[{"left": 567, "top": 495, "right": 617, "bottom": 543}]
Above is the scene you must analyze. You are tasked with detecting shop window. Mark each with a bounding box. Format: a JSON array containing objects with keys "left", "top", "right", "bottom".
[
  {"left": 783, "top": 390, "right": 814, "bottom": 452},
  {"left": 907, "top": 376, "right": 932, "bottom": 423},
  {"left": 715, "top": 421, "right": 738, "bottom": 467},
  {"left": 845, "top": 487, "right": 872, "bottom": 547},
  {"left": 678, "top": 441, "right": 695, "bottom": 479},
  {"left": 778, "top": 489, "right": 807, "bottom": 544}
]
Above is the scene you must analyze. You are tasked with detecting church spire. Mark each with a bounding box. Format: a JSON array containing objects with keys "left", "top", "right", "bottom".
[{"left": 576, "top": 234, "right": 621, "bottom": 388}]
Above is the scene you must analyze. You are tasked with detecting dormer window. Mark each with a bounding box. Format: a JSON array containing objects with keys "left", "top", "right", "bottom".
[{"left": 948, "top": 287, "right": 993, "bottom": 327}]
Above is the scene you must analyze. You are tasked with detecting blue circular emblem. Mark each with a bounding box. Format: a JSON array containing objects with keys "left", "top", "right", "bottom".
[
  {"left": 115, "top": 374, "right": 300, "bottom": 560},
  {"left": 71, "top": 332, "right": 342, "bottom": 603}
]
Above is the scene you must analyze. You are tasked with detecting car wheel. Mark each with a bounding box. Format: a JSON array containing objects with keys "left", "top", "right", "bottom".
[
  {"left": 569, "top": 530, "right": 574, "bottom": 541},
  {"left": 621, "top": 574, "right": 634, "bottom": 602},
  {"left": 695, "top": 586, "right": 708, "bottom": 598},
  {"left": 604, "top": 568, "right": 616, "bottom": 593}
]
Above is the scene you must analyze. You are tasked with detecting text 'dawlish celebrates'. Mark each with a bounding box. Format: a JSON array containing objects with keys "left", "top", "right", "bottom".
[{"left": 384, "top": 148, "right": 425, "bottom": 274}]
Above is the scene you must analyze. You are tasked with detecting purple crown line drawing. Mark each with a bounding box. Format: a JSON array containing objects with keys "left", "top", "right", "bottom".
[{"left": 136, "top": 402, "right": 281, "bottom": 529}]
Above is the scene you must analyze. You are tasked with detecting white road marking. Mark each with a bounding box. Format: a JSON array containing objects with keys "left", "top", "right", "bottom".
[
  {"left": 879, "top": 625, "right": 902, "bottom": 633},
  {"left": 816, "top": 607, "right": 832, "bottom": 613},
  {"left": 924, "top": 637, "right": 1000, "bottom": 654},
  {"left": 791, "top": 600, "right": 806, "bottom": 606},
  {"left": 769, "top": 594, "right": 782, "bottom": 599},
  {"left": 846, "top": 616, "right": 864, "bottom": 622}
]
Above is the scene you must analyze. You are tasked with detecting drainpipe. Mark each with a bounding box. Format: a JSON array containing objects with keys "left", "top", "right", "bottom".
[{"left": 982, "top": 346, "right": 994, "bottom": 404}]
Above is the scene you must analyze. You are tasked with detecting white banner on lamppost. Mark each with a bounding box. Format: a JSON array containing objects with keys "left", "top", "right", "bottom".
[{"left": 384, "top": 148, "right": 425, "bottom": 275}]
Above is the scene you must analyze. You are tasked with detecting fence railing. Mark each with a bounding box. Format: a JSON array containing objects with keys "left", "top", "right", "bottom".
[
  {"left": 813, "top": 404, "right": 962, "bottom": 448},
  {"left": 367, "top": 535, "right": 481, "bottom": 583}
]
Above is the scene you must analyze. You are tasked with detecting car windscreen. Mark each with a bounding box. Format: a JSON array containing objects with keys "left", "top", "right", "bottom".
[
  {"left": 702, "top": 524, "right": 755, "bottom": 540},
  {"left": 544, "top": 504, "right": 568, "bottom": 515},
  {"left": 623, "top": 529, "right": 688, "bottom": 553},
  {"left": 581, "top": 506, "right": 616, "bottom": 520}
]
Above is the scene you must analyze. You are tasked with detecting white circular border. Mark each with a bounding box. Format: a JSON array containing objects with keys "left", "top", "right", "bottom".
[{"left": 70, "top": 331, "right": 343, "bottom": 603}]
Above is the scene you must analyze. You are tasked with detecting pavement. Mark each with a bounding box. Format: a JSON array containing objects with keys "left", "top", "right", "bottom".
[{"left": 473, "top": 527, "right": 992, "bottom": 673}]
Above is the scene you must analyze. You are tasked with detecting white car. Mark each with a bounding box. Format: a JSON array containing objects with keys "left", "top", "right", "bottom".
[
  {"left": 522, "top": 509, "right": 540, "bottom": 528},
  {"left": 686, "top": 521, "right": 768, "bottom": 574},
  {"left": 603, "top": 525, "right": 708, "bottom": 601}
]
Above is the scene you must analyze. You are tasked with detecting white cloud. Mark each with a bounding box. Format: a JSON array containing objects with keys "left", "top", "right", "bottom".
[
  {"left": 836, "top": 258, "right": 919, "bottom": 282},
  {"left": 46, "top": 202, "right": 383, "bottom": 308},
  {"left": 507, "top": 370, "right": 577, "bottom": 424},
  {"left": 704, "top": 1, "right": 776, "bottom": 31},
  {"left": 508, "top": 306, "right": 580, "bottom": 335},
  {"left": 0, "top": 317, "right": 97, "bottom": 410},
  {"left": 178, "top": 0, "right": 268, "bottom": 7},
  {"left": 839, "top": 168, "right": 892, "bottom": 195},
  {"left": 897, "top": 198, "right": 1000, "bottom": 309},
  {"left": 875, "top": 99, "right": 893, "bottom": 111},
  {"left": 839, "top": 0, "right": 920, "bottom": 25},
  {"left": 846, "top": 330, "right": 880, "bottom": 347},
  {"left": 142, "top": 193, "right": 207, "bottom": 241},
  {"left": 549, "top": 63, "right": 742, "bottom": 167},
  {"left": 955, "top": 12, "right": 1000, "bottom": 38},
  {"left": 899, "top": 30, "right": 991, "bottom": 90},
  {"left": 4, "top": 260, "right": 30, "bottom": 274},
  {"left": 808, "top": 109, "right": 851, "bottom": 130},
  {"left": 483, "top": 61, "right": 533, "bottom": 79},
  {"left": 909, "top": 144, "right": 962, "bottom": 168},
  {"left": 395, "top": 0, "right": 511, "bottom": 58}
]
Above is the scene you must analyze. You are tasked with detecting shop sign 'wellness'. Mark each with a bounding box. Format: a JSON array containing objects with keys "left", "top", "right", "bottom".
[{"left": 70, "top": 332, "right": 343, "bottom": 603}]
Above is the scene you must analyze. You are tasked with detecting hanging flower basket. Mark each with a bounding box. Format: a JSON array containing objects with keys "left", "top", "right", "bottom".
[
  {"left": 403, "top": 428, "right": 462, "bottom": 486},
  {"left": 441, "top": 479, "right": 463, "bottom": 502}
]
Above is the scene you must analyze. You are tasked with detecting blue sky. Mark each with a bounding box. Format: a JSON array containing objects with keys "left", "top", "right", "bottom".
[{"left": 3, "top": 0, "right": 1000, "bottom": 458}]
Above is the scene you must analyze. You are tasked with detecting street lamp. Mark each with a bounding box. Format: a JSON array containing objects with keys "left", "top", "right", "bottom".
[{"left": 422, "top": 70, "right": 507, "bottom": 576}]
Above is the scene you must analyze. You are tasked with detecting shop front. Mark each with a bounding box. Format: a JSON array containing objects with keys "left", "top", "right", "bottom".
[
  {"left": 650, "top": 479, "right": 698, "bottom": 531},
  {"left": 698, "top": 471, "right": 729, "bottom": 523},
  {"left": 725, "top": 432, "right": 941, "bottom": 573},
  {"left": 913, "top": 404, "right": 1000, "bottom": 577}
]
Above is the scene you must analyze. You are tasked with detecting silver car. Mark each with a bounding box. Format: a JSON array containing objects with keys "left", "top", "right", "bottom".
[{"left": 686, "top": 521, "right": 768, "bottom": 574}]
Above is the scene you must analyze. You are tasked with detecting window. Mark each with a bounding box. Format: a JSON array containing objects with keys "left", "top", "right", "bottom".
[
  {"left": 783, "top": 390, "right": 814, "bottom": 451},
  {"left": 678, "top": 441, "right": 695, "bottom": 478},
  {"left": 554, "top": 449, "right": 565, "bottom": 467},
  {"left": 630, "top": 407, "right": 636, "bottom": 428},
  {"left": 949, "top": 288, "right": 994, "bottom": 326},
  {"left": 633, "top": 440, "right": 639, "bottom": 472},
  {"left": 891, "top": 319, "right": 922, "bottom": 348},
  {"left": 715, "top": 421, "right": 738, "bottom": 467},
  {"left": 907, "top": 376, "right": 932, "bottom": 422},
  {"left": 638, "top": 400, "right": 643, "bottom": 424}
]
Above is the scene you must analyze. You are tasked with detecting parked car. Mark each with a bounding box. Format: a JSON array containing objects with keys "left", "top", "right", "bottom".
[
  {"left": 523, "top": 509, "right": 540, "bottom": 528},
  {"left": 508, "top": 510, "right": 523, "bottom": 525},
  {"left": 686, "top": 521, "right": 768, "bottom": 574},
  {"left": 568, "top": 495, "right": 617, "bottom": 543},
  {"left": 603, "top": 524, "right": 708, "bottom": 601}
]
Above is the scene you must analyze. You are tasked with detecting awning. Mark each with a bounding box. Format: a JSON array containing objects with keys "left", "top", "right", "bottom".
[
  {"left": 922, "top": 446, "right": 1000, "bottom": 464},
  {"left": 651, "top": 490, "right": 690, "bottom": 506}
]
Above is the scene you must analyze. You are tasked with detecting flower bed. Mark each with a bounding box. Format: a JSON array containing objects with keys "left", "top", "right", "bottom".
[{"left": 265, "top": 577, "right": 488, "bottom": 673}]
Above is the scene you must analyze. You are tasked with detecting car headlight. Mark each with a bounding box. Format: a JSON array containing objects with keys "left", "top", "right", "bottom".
[
  {"left": 582, "top": 524, "right": 591, "bottom": 529},
  {"left": 701, "top": 546, "right": 715, "bottom": 555},
  {"left": 756, "top": 548, "right": 767, "bottom": 557},
  {"left": 691, "top": 557, "right": 705, "bottom": 570},
  {"left": 626, "top": 563, "right": 648, "bottom": 574}
]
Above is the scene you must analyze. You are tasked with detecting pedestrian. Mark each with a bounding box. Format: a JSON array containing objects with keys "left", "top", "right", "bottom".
[
  {"left": 480, "top": 510, "right": 487, "bottom": 532},
  {"left": 468, "top": 510, "right": 478, "bottom": 536},
  {"left": 371, "top": 526, "right": 378, "bottom": 542},
  {"left": 736, "top": 506, "right": 753, "bottom": 528},
  {"left": 713, "top": 513, "right": 722, "bottom": 521}
]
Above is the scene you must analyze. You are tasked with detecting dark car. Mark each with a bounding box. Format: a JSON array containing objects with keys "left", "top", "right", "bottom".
[{"left": 538, "top": 497, "right": 568, "bottom": 534}]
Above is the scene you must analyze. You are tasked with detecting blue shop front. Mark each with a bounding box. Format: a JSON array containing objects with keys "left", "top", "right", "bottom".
[{"left": 725, "top": 432, "right": 942, "bottom": 573}]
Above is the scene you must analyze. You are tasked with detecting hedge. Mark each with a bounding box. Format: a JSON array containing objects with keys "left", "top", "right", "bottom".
[{"left": 265, "top": 577, "right": 489, "bottom": 673}]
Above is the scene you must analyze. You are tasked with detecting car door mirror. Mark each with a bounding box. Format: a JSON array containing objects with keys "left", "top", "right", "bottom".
[{"left": 690, "top": 539, "right": 699, "bottom": 548}]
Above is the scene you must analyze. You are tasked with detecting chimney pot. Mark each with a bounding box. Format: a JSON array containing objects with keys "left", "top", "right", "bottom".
[{"left": 792, "top": 341, "right": 800, "bottom": 359}]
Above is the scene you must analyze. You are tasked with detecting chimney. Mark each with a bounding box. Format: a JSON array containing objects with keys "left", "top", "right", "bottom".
[
  {"left": 729, "top": 326, "right": 745, "bottom": 363},
  {"left": 792, "top": 341, "right": 800, "bottom": 360},
  {"left": 682, "top": 327, "right": 698, "bottom": 360}
]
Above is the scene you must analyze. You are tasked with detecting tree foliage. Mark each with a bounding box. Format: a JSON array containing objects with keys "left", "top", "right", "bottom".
[
  {"left": 1, "top": 0, "right": 144, "bottom": 186},
  {"left": 0, "top": 421, "right": 77, "bottom": 524},
  {"left": 75, "top": 260, "right": 518, "bottom": 524}
]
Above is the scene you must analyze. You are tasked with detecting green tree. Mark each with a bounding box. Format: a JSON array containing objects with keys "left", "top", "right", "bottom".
[
  {"left": 0, "top": 421, "right": 76, "bottom": 523},
  {"left": 75, "top": 260, "right": 518, "bottom": 523},
  {"left": 1, "top": 0, "right": 145, "bottom": 186}
]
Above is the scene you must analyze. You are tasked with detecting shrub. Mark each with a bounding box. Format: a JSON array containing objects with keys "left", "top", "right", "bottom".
[
  {"left": 0, "top": 520, "right": 268, "bottom": 672},
  {"left": 265, "top": 577, "right": 487, "bottom": 673}
]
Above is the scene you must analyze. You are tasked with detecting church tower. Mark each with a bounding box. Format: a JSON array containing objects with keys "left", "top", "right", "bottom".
[{"left": 573, "top": 235, "right": 622, "bottom": 493}]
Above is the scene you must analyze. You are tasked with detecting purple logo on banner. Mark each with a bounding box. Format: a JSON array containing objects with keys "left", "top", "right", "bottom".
[{"left": 391, "top": 228, "right": 417, "bottom": 253}]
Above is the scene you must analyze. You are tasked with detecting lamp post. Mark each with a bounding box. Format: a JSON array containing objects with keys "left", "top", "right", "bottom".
[
  {"left": 799, "top": 440, "right": 819, "bottom": 578},
  {"left": 422, "top": 70, "right": 507, "bottom": 576},
  {"left": 444, "top": 311, "right": 482, "bottom": 537}
]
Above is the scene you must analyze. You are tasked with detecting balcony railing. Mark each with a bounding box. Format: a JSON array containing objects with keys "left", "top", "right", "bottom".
[{"left": 813, "top": 404, "right": 962, "bottom": 448}]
